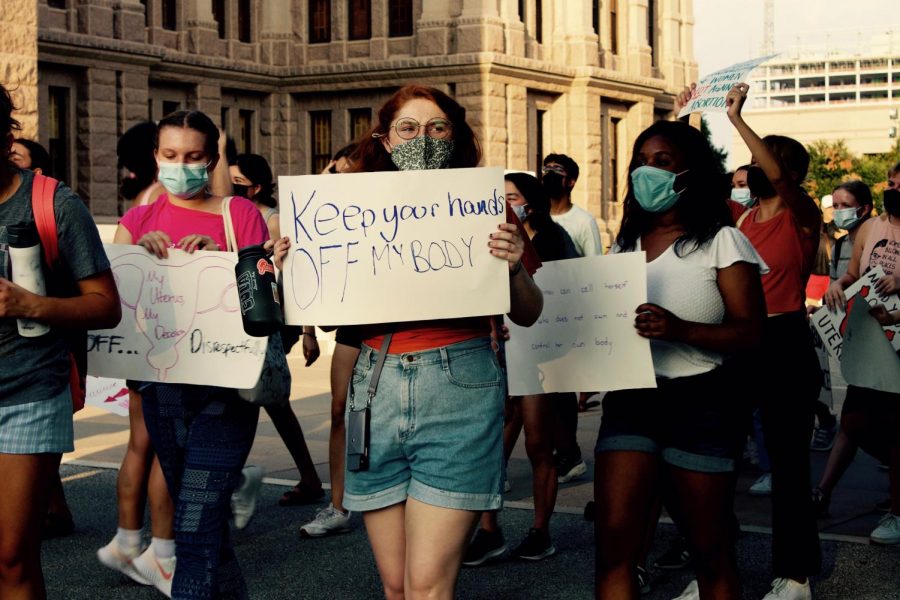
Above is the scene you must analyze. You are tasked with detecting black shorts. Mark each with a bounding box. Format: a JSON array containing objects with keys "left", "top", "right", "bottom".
[
  {"left": 335, "top": 326, "right": 362, "bottom": 350},
  {"left": 594, "top": 366, "right": 748, "bottom": 473},
  {"left": 842, "top": 385, "right": 900, "bottom": 447}
]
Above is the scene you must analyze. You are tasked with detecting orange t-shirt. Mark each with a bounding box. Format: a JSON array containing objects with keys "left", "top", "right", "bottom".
[
  {"left": 363, "top": 208, "right": 541, "bottom": 353},
  {"left": 739, "top": 207, "right": 818, "bottom": 314}
]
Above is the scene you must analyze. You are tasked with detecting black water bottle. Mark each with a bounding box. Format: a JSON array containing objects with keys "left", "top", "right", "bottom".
[{"left": 235, "top": 245, "right": 283, "bottom": 337}]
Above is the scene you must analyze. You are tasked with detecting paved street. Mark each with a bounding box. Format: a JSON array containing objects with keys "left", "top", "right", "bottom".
[{"left": 56, "top": 345, "right": 900, "bottom": 599}]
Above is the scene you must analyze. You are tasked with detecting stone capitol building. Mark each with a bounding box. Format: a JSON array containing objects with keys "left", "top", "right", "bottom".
[{"left": 4, "top": 0, "right": 696, "bottom": 245}]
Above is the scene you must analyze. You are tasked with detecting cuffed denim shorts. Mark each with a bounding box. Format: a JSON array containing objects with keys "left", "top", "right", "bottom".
[
  {"left": 594, "top": 366, "right": 747, "bottom": 473},
  {"left": 343, "top": 337, "right": 505, "bottom": 513}
]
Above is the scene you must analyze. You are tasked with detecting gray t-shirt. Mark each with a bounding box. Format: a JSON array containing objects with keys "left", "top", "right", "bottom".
[{"left": 0, "top": 169, "right": 110, "bottom": 405}]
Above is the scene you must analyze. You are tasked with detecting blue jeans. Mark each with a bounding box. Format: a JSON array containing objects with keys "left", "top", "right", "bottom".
[{"left": 142, "top": 384, "right": 259, "bottom": 600}]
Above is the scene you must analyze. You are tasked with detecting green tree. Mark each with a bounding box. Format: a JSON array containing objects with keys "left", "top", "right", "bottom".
[
  {"left": 805, "top": 139, "right": 899, "bottom": 213},
  {"left": 701, "top": 116, "right": 728, "bottom": 174}
]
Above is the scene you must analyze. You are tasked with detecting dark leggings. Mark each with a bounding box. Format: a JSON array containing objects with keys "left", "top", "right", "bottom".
[
  {"left": 757, "top": 313, "right": 822, "bottom": 578},
  {"left": 143, "top": 384, "right": 259, "bottom": 600}
]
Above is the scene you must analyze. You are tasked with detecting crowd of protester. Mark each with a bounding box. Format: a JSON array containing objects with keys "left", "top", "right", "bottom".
[{"left": 0, "top": 75, "right": 898, "bottom": 600}]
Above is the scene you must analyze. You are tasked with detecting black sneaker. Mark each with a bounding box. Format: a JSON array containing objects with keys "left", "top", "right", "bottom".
[
  {"left": 462, "top": 528, "right": 507, "bottom": 567},
  {"left": 635, "top": 565, "right": 652, "bottom": 595},
  {"left": 512, "top": 528, "right": 556, "bottom": 561},
  {"left": 653, "top": 535, "right": 691, "bottom": 570},
  {"left": 556, "top": 454, "right": 587, "bottom": 484},
  {"left": 583, "top": 500, "right": 595, "bottom": 522}
]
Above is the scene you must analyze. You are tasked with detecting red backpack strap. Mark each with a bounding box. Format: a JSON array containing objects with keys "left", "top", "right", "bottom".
[{"left": 31, "top": 174, "right": 60, "bottom": 268}]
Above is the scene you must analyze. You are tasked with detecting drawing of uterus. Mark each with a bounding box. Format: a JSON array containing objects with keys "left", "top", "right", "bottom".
[{"left": 112, "top": 252, "right": 239, "bottom": 380}]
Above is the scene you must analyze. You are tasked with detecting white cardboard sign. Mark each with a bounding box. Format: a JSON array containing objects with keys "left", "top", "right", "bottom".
[
  {"left": 85, "top": 376, "right": 130, "bottom": 417},
  {"left": 87, "top": 245, "right": 267, "bottom": 387},
  {"left": 678, "top": 54, "right": 778, "bottom": 118},
  {"left": 278, "top": 167, "right": 510, "bottom": 325},
  {"left": 811, "top": 265, "right": 900, "bottom": 360},
  {"left": 504, "top": 254, "right": 656, "bottom": 395}
]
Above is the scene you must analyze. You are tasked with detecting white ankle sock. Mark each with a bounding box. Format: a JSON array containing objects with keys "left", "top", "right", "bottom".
[
  {"left": 115, "top": 527, "right": 142, "bottom": 553},
  {"left": 151, "top": 537, "right": 176, "bottom": 559}
]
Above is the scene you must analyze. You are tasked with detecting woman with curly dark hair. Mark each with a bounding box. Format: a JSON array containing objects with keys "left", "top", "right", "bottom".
[{"left": 593, "top": 120, "right": 767, "bottom": 599}]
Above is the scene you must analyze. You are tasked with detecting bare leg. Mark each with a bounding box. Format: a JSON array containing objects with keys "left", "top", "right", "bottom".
[
  {"left": 594, "top": 451, "right": 659, "bottom": 600},
  {"left": 148, "top": 457, "right": 174, "bottom": 539},
  {"left": 118, "top": 390, "right": 153, "bottom": 530},
  {"left": 815, "top": 428, "right": 857, "bottom": 494},
  {"left": 520, "top": 394, "right": 556, "bottom": 532},
  {"left": 329, "top": 344, "right": 359, "bottom": 512},
  {"left": 363, "top": 503, "right": 407, "bottom": 600},
  {"left": 265, "top": 402, "right": 323, "bottom": 489},
  {"left": 404, "top": 499, "right": 480, "bottom": 600},
  {"left": 0, "top": 453, "right": 60, "bottom": 600},
  {"left": 667, "top": 465, "right": 741, "bottom": 599}
]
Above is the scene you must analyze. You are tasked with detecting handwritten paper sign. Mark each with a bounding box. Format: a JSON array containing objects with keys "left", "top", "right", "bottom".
[
  {"left": 87, "top": 245, "right": 267, "bottom": 387},
  {"left": 504, "top": 254, "right": 655, "bottom": 395},
  {"left": 678, "top": 54, "right": 778, "bottom": 118},
  {"left": 278, "top": 167, "right": 510, "bottom": 325},
  {"left": 85, "top": 376, "right": 130, "bottom": 417},
  {"left": 840, "top": 297, "right": 900, "bottom": 394},
  {"left": 811, "top": 266, "right": 900, "bottom": 360}
]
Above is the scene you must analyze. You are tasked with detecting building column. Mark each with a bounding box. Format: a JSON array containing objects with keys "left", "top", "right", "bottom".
[
  {"left": 185, "top": 0, "right": 218, "bottom": 55},
  {"left": 190, "top": 82, "right": 221, "bottom": 121},
  {"left": 75, "top": 0, "right": 115, "bottom": 37},
  {"left": 553, "top": 0, "right": 600, "bottom": 67},
  {"left": 114, "top": 0, "right": 146, "bottom": 42},
  {"left": 416, "top": 0, "right": 453, "bottom": 55},
  {"left": 1, "top": 0, "right": 38, "bottom": 139},
  {"left": 118, "top": 66, "right": 150, "bottom": 129},
  {"left": 77, "top": 67, "right": 118, "bottom": 215},
  {"left": 564, "top": 82, "right": 602, "bottom": 220},
  {"left": 457, "top": 75, "right": 507, "bottom": 168},
  {"left": 261, "top": 92, "right": 294, "bottom": 180},
  {"left": 506, "top": 84, "right": 528, "bottom": 169},
  {"left": 626, "top": 0, "right": 653, "bottom": 77},
  {"left": 456, "top": 0, "right": 504, "bottom": 53},
  {"left": 261, "top": 0, "right": 293, "bottom": 66}
]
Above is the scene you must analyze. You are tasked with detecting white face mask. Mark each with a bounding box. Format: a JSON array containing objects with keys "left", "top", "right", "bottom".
[
  {"left": 833, "top": 206, "right": 863, "bottom": 230},
  {"left": 730, "top": 187, "right": 754, "bottom": 207}
]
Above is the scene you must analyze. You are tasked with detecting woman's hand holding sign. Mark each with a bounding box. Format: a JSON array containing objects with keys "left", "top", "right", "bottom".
[{"left": 489, "top": 222, "right": 525, "bottom": 274}]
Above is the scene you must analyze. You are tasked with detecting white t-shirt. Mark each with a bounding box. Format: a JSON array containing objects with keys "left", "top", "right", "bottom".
[
  {"left": 612, "top": 227, "right": 769, "bottom": 379},
  {"left": 551, "top": 204, "right": 603, "bottom": 257}
]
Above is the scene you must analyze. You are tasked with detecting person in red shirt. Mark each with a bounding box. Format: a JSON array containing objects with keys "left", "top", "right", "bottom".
[{"left": 728, "top": 83, "right": 823, "bottom": 600}]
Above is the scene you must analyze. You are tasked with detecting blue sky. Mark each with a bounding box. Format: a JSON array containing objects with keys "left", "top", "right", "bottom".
[{"left": 693, "top": 0, "right": 898, "bottom": 166}]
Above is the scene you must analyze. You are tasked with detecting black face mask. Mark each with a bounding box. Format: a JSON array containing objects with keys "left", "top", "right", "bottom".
[
  {"left": 884, "top": 189, "right": 900, "bottom": 217},
  {"left": 746, "top": 166, "right": 776, "bottom": 200},
  {"left": 232, "top": 184, "right": 251, "bottom": 199},
  {"left": 542, "top": 172, "right": 566, "bottom": 197}
]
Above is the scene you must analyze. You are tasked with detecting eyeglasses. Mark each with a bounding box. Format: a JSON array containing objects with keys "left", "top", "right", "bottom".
[
  {"left": 389, "top": 118, "right": 453, "bottom": 140},
  {"left": 542, "top": 165, "right": 567, "bottom": 177}
]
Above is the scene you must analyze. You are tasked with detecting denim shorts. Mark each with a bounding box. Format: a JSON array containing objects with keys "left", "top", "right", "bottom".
[
  {"left": 343, "top": 337, "right": 505, "bottom": 512},
  {"left": 594, "top": 366, "right": 747, "bottom": 473}
]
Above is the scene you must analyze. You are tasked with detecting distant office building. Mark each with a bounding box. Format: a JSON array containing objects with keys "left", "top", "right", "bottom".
[
  {"left": 732, "top": 51, "right": 900, "bottom": 166},
  {"left": 23, "top": 1, "right": 696, "bottom": 242}
]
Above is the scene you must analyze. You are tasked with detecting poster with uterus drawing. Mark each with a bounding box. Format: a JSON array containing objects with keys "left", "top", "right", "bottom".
[
  {"left": 278, "top": 167, "right": 510, "bottom": 325},
  {"left": 87, "top": 245, "right": 266, "bottom": 387}
]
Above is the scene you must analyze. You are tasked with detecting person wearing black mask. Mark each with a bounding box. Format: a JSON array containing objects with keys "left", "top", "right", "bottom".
[{"left": 542, "top": 153, "right": 603, "bottom": 257}]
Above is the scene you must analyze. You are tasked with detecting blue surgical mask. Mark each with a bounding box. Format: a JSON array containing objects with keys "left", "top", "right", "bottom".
[
  {"left": 731, "top": 187, "right": 754, "bottom": 207},
  {"left": 833, "top": 207, "right": 863, "bottom": 230},
  {"left": 631, "top": 166, "right": 687, "bottom": 213},
  {"left": 157, "top": 161, "right": 210, "bottom": 199},
  {"left": 512, "top": 204, "right": 528, "bottom": 222}
]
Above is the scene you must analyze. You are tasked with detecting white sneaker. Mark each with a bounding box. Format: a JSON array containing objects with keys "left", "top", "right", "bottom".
[
  {"left": 761, "top": 577, "right": 812, "bottom": 600},
  {"left": 671, "top": 579, "right": 699, "bottom": 600},
  {"left": 97, "top": 537, "right": 150, "bottom": 585},
  {"left": 232, "top": 465, "right": 264, "bottom": 530},
  {"left": 870, "top": 513, "right": 900, "bottom": 545},
  {"left": 131, "top": 546, "right": 176, "bottom": 598},
  {"left": 299, "top": 503, "right": 352, "bottom": 538},
  {"left": 749, "top": 473, "right": 772, "bottom": 497},
  {"left": 557, "top": 459, "right": 588, "bottom": 484}
]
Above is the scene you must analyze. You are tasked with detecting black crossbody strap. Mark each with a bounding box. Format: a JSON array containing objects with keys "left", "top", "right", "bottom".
[{"left": 366, "top": 333, "right": 393, "bottom": 406}]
